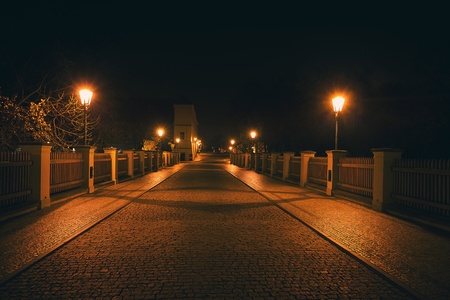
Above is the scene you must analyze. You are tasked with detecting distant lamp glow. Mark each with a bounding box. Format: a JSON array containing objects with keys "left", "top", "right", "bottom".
[
  {"left": 250, "top": 130, "right": 257, "bottom": 153},
  {"left": 230, "top": 139, "right": 235, "bottom": 145},
  {"left": 79, "top": 89, "right": 93, "bottom": 145},
  {"left": 156, "top": 128, "right": 164, "bottom": 151},
  {"left": 176, "top": 138, "right": 180, "bottom": 143},
  {"left": 332, "top": 96, "right": 345, "bottom": 150},
  {"left": 332, "top": 96, "right": 345, "bottom": 113}
]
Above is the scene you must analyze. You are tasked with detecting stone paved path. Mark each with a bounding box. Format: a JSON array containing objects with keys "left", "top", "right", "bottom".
[
  {"left": 0, "top": 159, "right": 415, "bottom": 299},
  {"left": 0, "top": 164, "right": 185, "bottom": 281},
  {"left": 224, "top": 163, "right": 450, "bottom": 300}
]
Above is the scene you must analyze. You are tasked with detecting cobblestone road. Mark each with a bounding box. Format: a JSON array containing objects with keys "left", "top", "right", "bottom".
[{"left": 0, "top": 158, "right": 414, "bottom": 299}]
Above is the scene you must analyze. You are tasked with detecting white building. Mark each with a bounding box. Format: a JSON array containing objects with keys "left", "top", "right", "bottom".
[{"left": 173, "top": 104, "right": 199, "bottom": 161}]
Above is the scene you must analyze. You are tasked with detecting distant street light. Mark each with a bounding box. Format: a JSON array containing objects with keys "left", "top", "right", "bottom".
[
  {"left": 250, "top": 130, "right": 257, "bottom": 153},
  {"left": 332, "top": 96, "right": 345, "bottom": 150},
  {"left": 79, "top": 89, "right": 93, "bottom": 145},
  {"left": 157, "top": 128, "right": 164, "bottom": 150}
]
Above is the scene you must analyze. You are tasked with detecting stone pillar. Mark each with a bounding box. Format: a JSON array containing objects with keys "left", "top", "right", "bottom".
[
  {"left": 372, "top": 148, "right": 403, "bottom": 212},
  {"left": 244, "top": 153, "right": 250, "bottom": 169},
  {"left": 270, "top": 153, "right": 278, "bottom": 177},
  {"left": 282, "top": 152, "right": 295, "bottom": 181},
  {"left": 254, "top": 153, "right": 259, "bottom": 172},
  {"left": 20, "top": 143, "right": 52, "bottom": 208},
  {"left": 300, "top": 151, "right": 316, "bottom": 187},
  {"left": 122, "top": 150, "right": 135, "bottom": 178},
  {"left": 326, "top": 150, "right": 348, "bottom": 196},
  {"left": 136, "top": 150, "right": 145, "bottom": 176},
  {"left": 75, "top": 145, "right": 95, "bottom": 194},
  {"left": 104, "top": 148, "right": 118, "bottom": 184}
]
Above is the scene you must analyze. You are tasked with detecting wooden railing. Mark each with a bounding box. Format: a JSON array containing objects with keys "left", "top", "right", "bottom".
[
  {"left": 256, "top": 153, "right": 263, "bottom": 172},
  {"left": 133, "top": 152, "right": 140, "bottom": 174},
  {"left": 264, "top": 155, "right": 271, "bottom": 175},
  {"left": 94, "top": 153, "right": 112, "bottom": 184},
  {"left": 118, "top": 153, "right": 128, "bottom": 177},
  {"left": 50, "top": 152, "right": 83, "bottom": 195},
  {"left": 144, "top": 152, "right": 151, "bottom": 172},
  {"left": 338, "top": 157, "right": 374, "bottom": 198},
  {"left": 275, "top": 156, "right": 283, "bottom": 178},
  {"left": 308, "top": 157, "right": 327, "bottom": 186},
  {"left": 289, "top": 156, "right": 301, "bottom": 181},
  {"left": 392, "top": 159, "right": 450, "bottom": 217},
  {"left": 0, "top": 152, "right": 32, "bottom": 209}
]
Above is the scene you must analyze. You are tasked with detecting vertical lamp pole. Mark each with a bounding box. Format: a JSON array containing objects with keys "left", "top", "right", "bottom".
[
  {"left": 157, "top": 128, "right": 164, "bottom": 168},
  {"left": 250, "top": 131, "right": 257, "bottom": 169},
  {"left": 79, "top": 89, "right": 93, "bottom": 145},
  {"left": 250, "top": 131, "right": 257, "bottom": 153},
  {"left": 332, "top": 96, "right": 345, "bottom": 150},
  {"left": 157, "top": 128, "right": 164, "bottom": 150}
]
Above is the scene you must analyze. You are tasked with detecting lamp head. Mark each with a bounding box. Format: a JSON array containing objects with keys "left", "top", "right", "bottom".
[
  {"left": 332, "top": 96, "right": 345, "bottom": 113},
  {"left": 79, "top": 89, "right": 93, "bottom": 106}
]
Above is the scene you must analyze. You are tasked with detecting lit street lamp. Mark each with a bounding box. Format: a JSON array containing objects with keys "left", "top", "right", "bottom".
[
  {"left": 79, "top": 89, "right": 93, "bottom": 145},
  {"left": 157, "top": 128, "right": 164, "bottom": 150},
  {"left": 332, "top": 96, "right": 345, "bottom": 150},
  {"left": 250, "top": 131, "right": 257, "bottom": 153}
]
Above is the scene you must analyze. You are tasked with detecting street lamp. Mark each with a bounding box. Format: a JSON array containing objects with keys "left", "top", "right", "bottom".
[
  {"left": 157, "top": 128, "right": 164, "bottom": 150},
  {"left": 250, "top": 131, "right": 257, "bottom": 153},
  {"left": 79, "top": 89, "right": 93, "bottom": 145},
  {"left": 332, "top": 96, "right": 345, "bottom": 150}
]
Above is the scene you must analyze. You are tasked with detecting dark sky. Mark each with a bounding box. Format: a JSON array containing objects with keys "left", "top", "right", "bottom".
[{"left": 2, "top": 3, "right": 450, "bottom": 157}]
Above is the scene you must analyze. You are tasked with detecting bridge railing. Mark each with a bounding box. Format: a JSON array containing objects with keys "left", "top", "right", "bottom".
[
  {"left": 231, "top": 149, "right": 450, "bottom": 220},
  {"left": 1, "top": 145, "right": 180, "bottom": 218}
]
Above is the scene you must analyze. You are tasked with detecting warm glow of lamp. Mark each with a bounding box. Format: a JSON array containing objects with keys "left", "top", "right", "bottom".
[
  {"left": 230, "top": 139, "right": 235, "bottom": 145},
  {"left": 79, "top": 89, "right": 93, "bottom": 106},
  {"left": 332, "top": 96, "right": 345, "bottom": 113},
  {"left": 176, "top": 138, "right": 180, "bottom": 143},
  {"left": 157, "top": 128, "right": 164, "bottom": 137},
  {"left": 250, "top": 131, "right": 257, "bottom": 139}
]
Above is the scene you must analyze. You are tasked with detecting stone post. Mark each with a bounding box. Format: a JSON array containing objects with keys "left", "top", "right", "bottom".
[
  {"left": 270, "top": 153, "right": 278, "bottom": 177},
  {"left": 136, "top": 150, "right": 145, "bottom": 176},
  {"left": 20, "top": 143, "right": 52, "bottom": 209},
  {"left": 244, "top": 153, "right": 250, "bottom": 169},
  {"left": 104, "top": 148, "right": 118, "bottom": 184},
  {"left": 300, "top": 151, "right": 316, "bottom": 187},
  {"left": 156, "top": 151, "right": 161, "bottom": 170},
  {"left": 75, "top": 145, "right": 95, "bottom": 194},
  {"left": 371, "top": 148, "right": 403, "bottom": 212},
  {"left": 326, "top": 150, "right": 348, "bottom": 196},
  {"left": 122, "top": 150, "right": 134, "bottom": 178},
  {"left": 282, "top": 152, "right": 295, "bottom": 181},
  {"left": 254, "top": 153, "right": 259, "bottom": 172}
]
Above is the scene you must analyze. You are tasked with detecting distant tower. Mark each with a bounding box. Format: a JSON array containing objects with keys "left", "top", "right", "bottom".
[{"left": 173, "top": 104, "right": 199, "bottom": 161}]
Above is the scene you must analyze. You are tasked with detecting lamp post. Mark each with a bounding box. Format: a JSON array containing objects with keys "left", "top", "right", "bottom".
[
  {"left": 332, "top": 96, "right": 345, "bottom": 150},
  {"left": 250, "top": 131, "right": 257, "bottom": 153},
  {"left": 157, "top": 128, "right": 164, "bottom": 150},
  {"left": 79, "top": 89, "right": 93, "bottom": 145}
]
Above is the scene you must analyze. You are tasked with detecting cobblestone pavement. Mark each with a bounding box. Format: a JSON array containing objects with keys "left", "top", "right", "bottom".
[
  {"left": 0, "top": 164, "right": 185, "bottom": 281},
  {"left": 223, "top": 163, "right": 450, "bottom": 300},
  {"left": 0, "top": 156, "right": 416, "bottom": 299}
]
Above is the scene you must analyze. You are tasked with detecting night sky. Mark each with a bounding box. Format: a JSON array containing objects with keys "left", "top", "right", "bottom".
[{"left": 2, "top": 3, "right": 450, "bottom": 157}]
